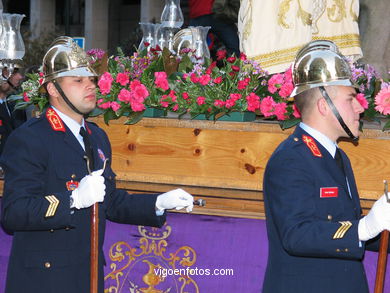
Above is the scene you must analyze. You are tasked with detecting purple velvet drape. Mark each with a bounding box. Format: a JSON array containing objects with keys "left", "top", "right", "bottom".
[{"left": 1, "top": 211, "right": 390, "bottom": 292}]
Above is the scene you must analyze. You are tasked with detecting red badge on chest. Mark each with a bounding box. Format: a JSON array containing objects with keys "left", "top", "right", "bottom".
[
  {"left": 66, "top": 180, "right": 79, "bottom": 191},
  {"left": 320, "top": 187, "right": 338, "bottom": 198}
]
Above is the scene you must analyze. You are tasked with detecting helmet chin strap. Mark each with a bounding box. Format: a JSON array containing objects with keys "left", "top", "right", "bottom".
[
  {"left": 319, "top": 86, "right": 358, "bottom": 141},
  {"left": 52, "top": 79, "right": 90, "bottom": 119}
]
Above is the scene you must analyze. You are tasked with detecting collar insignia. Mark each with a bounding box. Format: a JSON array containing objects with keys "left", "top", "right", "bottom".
[
  {"left": 85, "top": 122, "right": 92, "bottom": 135},
  {"left": 302, "top": 135, "right": 322, "bottom": 157},
  {"left": 46, "top": 108, "right": 65, "bottom": 132},
  {"left": 98, "top": 148, "right": 106, "bottom": 162}
]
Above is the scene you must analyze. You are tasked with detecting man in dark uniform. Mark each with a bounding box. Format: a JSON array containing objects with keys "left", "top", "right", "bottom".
[
  {"left": 0, "top": 36, "right": 194, "bottom": 293},
  {"left": 262, "top": 40, "right": 390, "bottom": 293},
  {"left": 0, "top": 70, "right": 26, "bottom": 156}
]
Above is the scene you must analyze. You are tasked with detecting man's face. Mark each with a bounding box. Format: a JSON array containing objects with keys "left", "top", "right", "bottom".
[
  {"left": 329, "top": 86, "right": 364, "bottom": 138},
  {"left": 7, "top": 72, "right": 24, "bottom": 93},
  {"left": 57, "top": 76, "right": 97, "bottom": 115}
]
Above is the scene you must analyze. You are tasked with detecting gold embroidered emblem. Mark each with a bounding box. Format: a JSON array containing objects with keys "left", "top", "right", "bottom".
[
  {"left": 302, "top": 135, "right": 322, "bottom": 157},
  {"left": 104, "top": 223, "right": 199, "bottom": 292},
  {"left": 44, "top": 195, "right": 59, "bottom": 217},
  {"left": 333, "top": 221, "right": 352, "bottom": 239},
  {"left": 46, "top": 108, "right": 65, "bottom": 132}
]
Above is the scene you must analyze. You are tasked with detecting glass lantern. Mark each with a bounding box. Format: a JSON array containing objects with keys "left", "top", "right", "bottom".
[
  {"left": 138, "top": 22, "right": 161, "bottom": 52},
  {"left": 189, "top": 26, "right": 211, "bottom": 60},
  {"left": 161, "top": 0, "right": 184, "bottom": 29}
]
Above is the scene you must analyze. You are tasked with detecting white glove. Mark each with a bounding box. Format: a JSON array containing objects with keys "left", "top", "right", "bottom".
[
  {"left": 358, "top": 194, "right": 390, "bottom": 241},
  {"left": 156, "top": 188, "right": 194, "bottom": 213},
  {"left": 70, "top": 169, "right": 106, "bottom": 209}
]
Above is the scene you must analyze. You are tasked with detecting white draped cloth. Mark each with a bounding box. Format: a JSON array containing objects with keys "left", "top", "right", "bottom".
[{"left": 238, "top": 0, "right": 362, "bottom": 74}]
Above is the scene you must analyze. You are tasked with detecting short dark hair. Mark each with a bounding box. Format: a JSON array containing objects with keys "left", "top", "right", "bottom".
[{"left": 294, "top": 88, "right": 321, "bottom": 119}]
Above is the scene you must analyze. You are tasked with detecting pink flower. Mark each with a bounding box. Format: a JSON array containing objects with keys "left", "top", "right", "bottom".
[
  {"left": 118, "top": 88, "right": 132, "bottom": 102},
  {"left": 216, "top": 50, "right": 227, "bottom": 60},
  {"left": 279, "top": 82, "right": 294, "bottom": 98},
  {"left": 160, "top": 101, "right": 169, "bottom": 108},
  {"left": 197, "top": 96, "right": 206, "bottom": 105},
  {"left": 39, "top": 78, "right": 44, "bottom": 85},
  {"left": 268, "top": 73, "right": 284, "bottom": 94},
  {"left": 199, "top": 74, "right": 211, "bottom": 86},
  {"left": 172, "top": 104, "right": 179, "bottom": 111},
  {"left": 237, "top": 78, "right": 250, "bottom": 90},
  {"left": 356, "top": 93, "right": 368, "bottom": 109},
  {"left": 23, "top": 92, "right": 30, "bottom": 102},
  {"left": 375, "top": 86, "right": 390, "bottom": 115},
  {"left": 98, "top": 101, "right": 111, "bottom": 109},
  {"left": 98, "top": 72, "right": 114, "bottom": 95},
  {"left": 246, "top": 93, "right": 260, "bottom": 112},
  {"left": 225, "top": 98, "right": 236, "bottom": 109},
  {"left": 293, "top": 104, "right": 301, "bottom": 118},
  {"left": 110, "top": 101, "right": 121, "bottom": 112},
  {"left": 214, "top": 100, "right": 225, "bottom": 107},
  {"left": 182, "top": 92, "right": 189, "bottom": 100},
  {"left": 39, "top": 72, "right": 44, "bottom": 77},
  {"left": 154, "top": 72, "right": 169, "bottom": 91},
  {"left": 230, "top": 93, "right": 242, "bottom": 101},
  {"left": 116, "top": 72, "right": 129, "bottom": 86},
  {"left": 213, "top": 76, "right": 223, "bottom": 84},
  {"left": 274, "top": 102, "right": 288, "bottom": 120},
  {"left": 130, "top": 100, "right": 145, "bottom": 112},
  {"left": 260, "top": 96, "right": 276, "bottom": 117},
  {"left": 131, "top": 81, "right": 149, "bottom": 100},
  {"left": 190, "top": 73, "right": 199, "bottom": 83}
]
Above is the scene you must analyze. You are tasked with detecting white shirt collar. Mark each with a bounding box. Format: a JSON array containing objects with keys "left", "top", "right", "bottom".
[
  {"left": 299, "top": 122, "right": 338, "bottom": 158},
  {"left": 51, "top": 106, "right": 86, "bottom": 150}
]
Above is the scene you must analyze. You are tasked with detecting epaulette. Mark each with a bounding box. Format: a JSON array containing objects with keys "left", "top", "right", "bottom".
[
  {"left": 46, "top": 108, "right": 65, "bottom": 132},
  {"left": 302, "top": 134, "right": 322, "bottom": 157}
]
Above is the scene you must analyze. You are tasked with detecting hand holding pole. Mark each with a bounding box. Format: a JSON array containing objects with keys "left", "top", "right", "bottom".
[{"left": 374, "top": 180, "right": 389, "bottom": 293}]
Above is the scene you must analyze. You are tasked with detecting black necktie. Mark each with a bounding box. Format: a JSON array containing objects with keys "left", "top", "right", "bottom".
[
  {"left": 79, "top": 127, "right": 95, "bottom": 171},
  {"left": 334, "top": 148, "right": 345, "bottom": 175}
]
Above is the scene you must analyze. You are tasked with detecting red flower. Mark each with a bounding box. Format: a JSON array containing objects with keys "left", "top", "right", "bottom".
[
  {"left": 197, "top": 96, "right": 206, "bottom": 105},
  {"left": 231, "top": 65, "right": 240, "bottom": 72},
  {"left": 205, "top": 61, "right": 217, "bottom": 75},
  {"left": 227, "top": 57, "right": 236, "bottom": 63},
  {"left": 182, "top": 92, "right": 190, "bottom": 100},
  {"left": 214, "top": 100, "right": 225, "bottom": 107},
  {"left": 216, "top": 49, "right": 227, "bottom": 60},
  {"left": 246, "top": 93, "right": 260, "bottom": 112},
  {"left": 213, "top": 76, "right": 223, "bottom": 84}
]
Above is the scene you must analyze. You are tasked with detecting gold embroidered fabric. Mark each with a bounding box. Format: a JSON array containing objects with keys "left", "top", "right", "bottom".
[{"left": 238, "top": 0, "right": 362, "bottom": 74}]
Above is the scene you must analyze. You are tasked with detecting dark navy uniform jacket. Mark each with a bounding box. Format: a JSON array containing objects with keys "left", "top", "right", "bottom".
[
  {"left": 262, "top": 126, "right": 371, "bottom": 293},
  {"left": 1, "top": 107, "right": 166, "bottom": 293}
]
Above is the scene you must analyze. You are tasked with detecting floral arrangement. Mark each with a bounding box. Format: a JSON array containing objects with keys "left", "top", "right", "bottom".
[{"left": 18, "top": 45, "right": 390, "bottom": 130}]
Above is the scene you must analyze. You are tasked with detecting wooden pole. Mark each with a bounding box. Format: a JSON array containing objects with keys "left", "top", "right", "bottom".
[
  {"left": 375, "top": 230, "right": 389, "bottom": 293},
  {"left": 374, "top": 180, "right": 389, "bottom": 293},
  {"left": 90, "top": 203, "right": 99, "bottom": 293},
  {"left": 84, "top": 155, "right": 99, "bottom": 293}
]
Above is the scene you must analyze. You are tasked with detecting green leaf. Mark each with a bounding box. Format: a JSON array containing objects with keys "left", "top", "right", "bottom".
[
  {"left": 178, "top": 55, "right": 194, "bottom": 73},
  {"left": 280, "top": 118, "right": 301, "bottom": 130},
  {"left": 103, "top": 109, "right": 119, "bottom": 125},
  {"left": 89, "top": 107, "right": 104, "bottom": 117},
  {"left": 383, "top": 119, "right": 390, "bottom": 131},
  {"left": 125, "top": 111, "right": 144, "bottom": 125}
]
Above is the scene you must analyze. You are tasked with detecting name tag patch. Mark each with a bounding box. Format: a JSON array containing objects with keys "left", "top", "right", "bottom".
[{"left": 320, "top": 187, "right": 338, "bottom": 198}]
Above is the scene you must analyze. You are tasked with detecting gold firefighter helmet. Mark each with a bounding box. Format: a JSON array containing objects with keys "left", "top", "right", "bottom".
[
  {"left": 41, "top": 36, "right": 97, "bottom": 86},
  {"left": 290, "top": 40, "right": 356, "bottom": 97}
]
